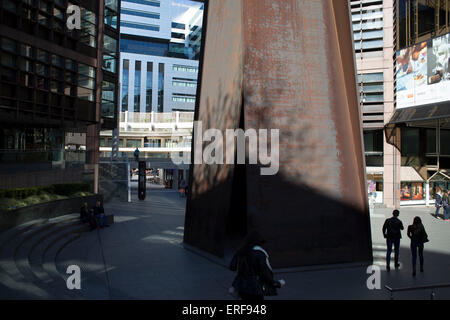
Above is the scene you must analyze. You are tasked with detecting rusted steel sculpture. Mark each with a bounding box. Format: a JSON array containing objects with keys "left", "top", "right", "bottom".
[{"left": 184, "top": 0, "right": 373, "bottom": 268}]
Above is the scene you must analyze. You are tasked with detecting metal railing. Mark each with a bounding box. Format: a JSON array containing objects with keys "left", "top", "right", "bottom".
[
  {"left": 385, "top": 283, "right": 450, "bottom": 300},
  {"left": 120, "top": 111, "right": 194, "bottom": 124}
]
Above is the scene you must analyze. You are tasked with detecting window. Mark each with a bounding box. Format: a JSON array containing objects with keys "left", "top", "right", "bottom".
[
  {"left": 105, "top": 0, "right": 119, "bottom": 29},
  {"left": 102, "top": 81, "right": 115, "bottom": 118},
  {"left": 1, "top": 38, "right": 17, "bottom": 53},
  {"left": 78, "top": 63, "right": 96, "bottom": 101},
  {"left": 120, "top": 37, "right": 169, "bottom": 56},
  {"left": 103, "top": 35, "right": 117, "bottom": 73},
  {"left": 364, "top": 130, "right": 383, "bottom": 167},
  {"left": 158, "top": 63, "right": 164, "bottom": 112},
  {"left": 358, "top": 72, "right": 384, "bottom": 104},
  {"left": 172, "top": 22, "right": 186, "bottom": 30},
  {"left": 400, "top": 182, "right": 425, "bottom": 201},
  {"left": 172, "top": 80, "right": 196, "bottom": 88},
  {"left": 123, "top": 0, "right": 160, "bottom": 7},
  {"left": 121, "top": 21, "right": 159, "bottom": 32},
  {"left": 146, "top": 62, "right": 153, "bottom": 113},
  {"left": 126, "top": 139, "right": 142, "bottom": 148},
  {"left": 79, "top": 6, "right": 97, "bottom": 48},
  {"left": 173, "top": 65, "right": 198, "bottom": 73},
  {"left": 122, "top": 9, "right": 160, "bottom": 19},
  {"left": 172, "top": 94, "right": 196, "bottom": 103},
  {"left": 122, "top": 60, "right": 129, "bottom": 112},
  {"left": 134, "top": 61, "right": 141, "bottom": 112}
]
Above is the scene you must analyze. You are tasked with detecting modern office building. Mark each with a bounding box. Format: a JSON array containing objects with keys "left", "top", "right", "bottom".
[
  {"left": 99, "top": 0, "right": 203, "bottom": 188},
  {"left": 0, "top": 0, "right": 121, "bottom": 192},
  {"left": 352, "top": 0, "right": 450, "bottom": 207},
  {"left": 119, "top": 0, "right": 203, "bottom": 114},
  {"left": 390, "top": 0, "right": 450, "bottom": 206},
  {"left": 351, "top": 0, "right": 397, "bottom": 206}
]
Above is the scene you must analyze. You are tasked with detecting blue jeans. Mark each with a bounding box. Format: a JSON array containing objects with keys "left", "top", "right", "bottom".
[
  {"left": 95, "top": 214, "right": 107, "bottom": 227},
  {"left": 435, "top": 206, "right": 441, "bottom": 217},
  {"left": 386, "top": 238, "right": 400, "bottom": 268},
  {"left": 410, "top": 241, "right": 424, "bottom": 272},
  {"left": 444, "top": 206, "right": 450, "bottom": 220}
]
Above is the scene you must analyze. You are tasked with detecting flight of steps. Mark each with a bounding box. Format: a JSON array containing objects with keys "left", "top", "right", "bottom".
[{"left": 0, "top": 214, "right": 91, "bottom": 299}]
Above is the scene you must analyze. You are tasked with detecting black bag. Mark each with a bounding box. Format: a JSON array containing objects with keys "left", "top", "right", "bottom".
[{"left": 231, "top": 253, "right": 264, "bottom": 296}]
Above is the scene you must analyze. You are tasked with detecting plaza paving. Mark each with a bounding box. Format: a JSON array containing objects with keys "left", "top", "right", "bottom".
[{"left": 0, "top": 186, "right": 449, "bottom": 300}]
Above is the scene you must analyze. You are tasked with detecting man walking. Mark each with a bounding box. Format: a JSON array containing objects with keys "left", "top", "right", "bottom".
[{"left": 382, "top": 209, "right": 404, "bottom": 271}]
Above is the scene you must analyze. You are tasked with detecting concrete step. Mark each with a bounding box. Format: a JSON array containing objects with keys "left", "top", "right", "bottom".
[
  {"left": 55, "top": 229, "right": 111, "bottom": 299},
  {"left": 0, "top": 214, "right": 90, "bottom": 299}
]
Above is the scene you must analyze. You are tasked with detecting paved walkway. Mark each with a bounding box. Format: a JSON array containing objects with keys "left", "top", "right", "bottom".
[{"left": 1, "top": 188, "right": 449, "bottom": 300}]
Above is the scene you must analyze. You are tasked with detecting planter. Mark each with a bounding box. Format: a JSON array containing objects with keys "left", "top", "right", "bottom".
[{"left": 0, "top": 194, "right": 103, "bottom": 231}]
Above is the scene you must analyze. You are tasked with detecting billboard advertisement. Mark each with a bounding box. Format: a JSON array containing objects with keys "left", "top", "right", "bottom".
[{"left": 396, "top": 32, "right": 450, "bottom": 109}]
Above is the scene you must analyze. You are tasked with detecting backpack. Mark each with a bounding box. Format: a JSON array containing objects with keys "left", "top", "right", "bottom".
[{"left": 230, "top": 252, "right": 264, "bottom": 296}]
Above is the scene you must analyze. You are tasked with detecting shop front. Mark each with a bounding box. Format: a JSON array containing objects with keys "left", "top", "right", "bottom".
[{"left": 367, "top": 172, "right": 383, "bottom": 204}]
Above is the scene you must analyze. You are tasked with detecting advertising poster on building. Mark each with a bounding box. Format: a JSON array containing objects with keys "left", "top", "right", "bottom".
[
  {"left": 396, "top": 32, "right": 450, "bottom": 108},
  {"left": 400, "top": 182, "right": 425, "bottom": 201}
]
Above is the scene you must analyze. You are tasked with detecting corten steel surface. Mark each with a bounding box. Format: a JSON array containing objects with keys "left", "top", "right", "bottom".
[{"left": 184, "top": 0, "right": 373, "bottom": 268}]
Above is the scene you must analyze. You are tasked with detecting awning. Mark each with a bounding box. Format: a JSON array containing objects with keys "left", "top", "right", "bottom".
[{"left": 388, "top": 100, "right": 450, "bottom": 125}]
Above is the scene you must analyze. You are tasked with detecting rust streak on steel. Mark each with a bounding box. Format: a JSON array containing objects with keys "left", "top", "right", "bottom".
[{"left": 184, "top": 0, "right": 372, "bottom": 268}]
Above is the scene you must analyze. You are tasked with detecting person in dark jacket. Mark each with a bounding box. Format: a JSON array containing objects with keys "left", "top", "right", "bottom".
[
  {"left": 229, "top": 230, "right": 284, "bottom": 301},
  {"left": 80, "top": 202, "right": 97, "bottom": 231},
  {"left": 93, "top": 201, "right": 109, "bottom": 228},
  {"left": 435, "top": 190, "right": 443, "bottom": 218},
  {"left": 407, "top": 216, "right": 429, "bottom": 277},
  {"left": 382, "top": 209, "right": 404, "bottom": 271},
  {"left": 442, "top": 190, "right": 449, "bottom": 221}
]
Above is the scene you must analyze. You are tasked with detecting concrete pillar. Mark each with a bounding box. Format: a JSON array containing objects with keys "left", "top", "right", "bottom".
[{"left": 383, "top": 140, "right": 401, "bottom": 208}]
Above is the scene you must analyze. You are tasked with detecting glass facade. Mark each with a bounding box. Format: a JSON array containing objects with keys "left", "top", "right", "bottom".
[
  {"left": 364, "top": 130, "right": 384, "bottom": 167},
  {"left": 102, "top": 80, "right": 116, "bottom": 118},
  {"left": 103, "top": 34, "right": 118, "bottom": 74},
  {"left": 158, "top": 63, "right": 164, "bottom": 113},
  {"left": 134, "top": 61, "right": 141, "bottom": 112},
  {"left": 122, "top": 59, "right": 129, "bottom": 111},
  {"left": 146, "top": 62, "right": 153, "bottom": 113},
  {"left": 105, "top": 0, "right": 119, "bottom": 29},
  {"left": 120, "top": 37, "right": 169, "bottom": 56},
  {"left": 397, "top": 0, "right": 450, "bottom": 50}
]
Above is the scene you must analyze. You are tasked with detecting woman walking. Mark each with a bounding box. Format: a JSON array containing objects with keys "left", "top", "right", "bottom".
[
  {"left": 407, "top": 217, "right": 429, "bottom": 277},
  {"left": 229, "top": 230, "right": 285, "bottom": 301}
]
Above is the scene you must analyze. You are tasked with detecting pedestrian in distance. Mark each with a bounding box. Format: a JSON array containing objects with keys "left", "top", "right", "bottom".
[
  {"left": 435, "top": 189, "right": 443, "bottom": 219},
  {"left": 442, "top": 190, "right": 449, "bottom": 221},
  {"left": 93, "top": 200, "right": 109, "bottom": 229},
  {"left": 407, "top": 216, "right": 429, "bottom": 277},
  {"left": 382, "top": 209, "right": 404, "bottom": 271},
  {"left": 229, "top": 230, "right": 285, "bottom": 301},
  {"left": 179, "top": 179, "right": 186, "bottom": 198}
]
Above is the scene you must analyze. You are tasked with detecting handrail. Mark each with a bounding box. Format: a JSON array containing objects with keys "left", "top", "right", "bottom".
[{"left": 385, "top": 283, "right": 450, "bottom": 300}]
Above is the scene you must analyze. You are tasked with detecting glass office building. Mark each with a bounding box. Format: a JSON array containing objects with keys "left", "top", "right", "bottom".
[{"left": 0, "top": 0, "right": 121, "bottom": 191}]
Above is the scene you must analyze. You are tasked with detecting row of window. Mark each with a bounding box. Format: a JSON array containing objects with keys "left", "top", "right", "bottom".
[
  {"left": 121, "top": 21, "right": 160, "bottom": 32},
  {"left": 123, "top": 0, "right": 160, "bottom": 7},
  {"left": 122, "top": 60, "right": 164, "bottom": 113},
  {"left": 358, "top": 72, "right": 384, "bottom": 104},
  {"left": 121, "top": 8, "right": 160, "bottom": 20},
  {"left": 1, "top": 0, "right": 99, "bottom": 49},
  {"left": 100, "top": 138, "right": 182, "bottom": 148},
  {"left": 1, "top": 37, "right": 97, "bottom": 102}
]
